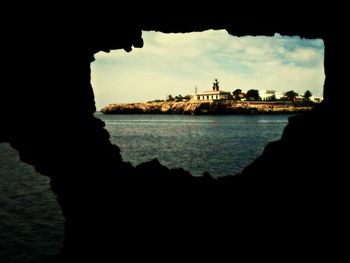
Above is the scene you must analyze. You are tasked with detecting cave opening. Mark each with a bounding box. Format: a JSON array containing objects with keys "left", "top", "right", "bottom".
[
  {"left": 91, "top": 30, "right": 325, "bottom": 177},
  {"left": 2, "top": 9, "right": 348, "bottom": 261}
]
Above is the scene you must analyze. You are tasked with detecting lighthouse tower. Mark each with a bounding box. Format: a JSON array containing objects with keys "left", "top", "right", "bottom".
[{"left": 213, "top": 79, "right": 219, "bottom": 91}]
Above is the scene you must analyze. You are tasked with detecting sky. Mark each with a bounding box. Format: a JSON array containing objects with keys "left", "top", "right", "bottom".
[{"left": 91, "top": 30, "right": 325, "bottom": 110}]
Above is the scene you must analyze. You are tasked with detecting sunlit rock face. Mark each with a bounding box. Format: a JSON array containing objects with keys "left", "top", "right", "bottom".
[
  {"left": 101, "top": 101, "right": 314, "bottom": 115},
  {"left": 1, "top": 13, "right": 347, "bottom": 261}
]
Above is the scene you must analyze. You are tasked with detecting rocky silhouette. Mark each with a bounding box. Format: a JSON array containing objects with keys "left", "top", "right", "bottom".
[{"left": 0, "top": 10, "right": 347, "bottom": 261}]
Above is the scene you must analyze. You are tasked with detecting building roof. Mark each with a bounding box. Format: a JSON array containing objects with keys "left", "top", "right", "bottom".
[{"left": 196, "top": 90, "right": 231, "bottom": 95}]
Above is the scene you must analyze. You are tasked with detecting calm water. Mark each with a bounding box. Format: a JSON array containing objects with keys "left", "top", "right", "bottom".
[
  {"left": 99, "top": 113, "right": 292, "bottom": 177},
  {"left": 0, "top": 143, "right": 64, "bottom": 263},
  {"left": 0, "top": 114, "right": 292, "bottom": 262}
]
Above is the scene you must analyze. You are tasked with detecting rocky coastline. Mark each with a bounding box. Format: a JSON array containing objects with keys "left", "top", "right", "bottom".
[{"left": 101, "top": 100, "right": 314, "bottom": 115}]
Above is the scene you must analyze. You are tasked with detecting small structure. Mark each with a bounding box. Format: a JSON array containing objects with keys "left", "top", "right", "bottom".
[
  {"left": 260, "top": 90, "right": 276, "bottom": 100},
  {"left": 275, "top": 92, "right": 285, "bottom": 100},
  {"left": 193, "top": 79, "right": 231, "bottom": 101},
  {"left": 260, "top": 90, "right": 286, "bottom": 100},
  {"left": 310, "top": 96, "right": 323, "bottom": 103}
]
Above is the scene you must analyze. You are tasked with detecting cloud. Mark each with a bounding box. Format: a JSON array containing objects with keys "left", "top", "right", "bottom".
[{"left": 91, "top": 30, "right": 324, "bottom": 110}]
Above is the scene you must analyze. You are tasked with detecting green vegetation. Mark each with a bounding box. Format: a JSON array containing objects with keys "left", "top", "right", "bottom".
[
  {"left": 269, "top": 94, "right": 277, "bottom": 101},
  {"left": 285, "top": 90, "right": 298, "bottom": 101},
  {"left": 303, "top": 90, "right": 312, "bottom": 102},
  {"left": 233, "top": 89, "right": 242, "bottom": 100},
  {"left": 245, "top": 89, "right": 260, "bottom": 101},
  {"left": 166, "top": 94, "right": 191, "bottom": 102},
  {"left": 150, "top": 88, "right": 319, "bottom": 105}
]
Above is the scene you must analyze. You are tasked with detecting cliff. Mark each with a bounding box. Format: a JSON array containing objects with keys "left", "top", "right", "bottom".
[{"left": 101, "top": 100, "right": 314, "bottom": 114}]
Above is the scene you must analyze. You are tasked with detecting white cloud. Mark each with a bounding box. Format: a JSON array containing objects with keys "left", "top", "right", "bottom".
[
  {"left": 91, "top": 30, "right": 325, "bottom": 110},
  {"left": 285, "top": 47, "right": 320, "bottom": 62}
]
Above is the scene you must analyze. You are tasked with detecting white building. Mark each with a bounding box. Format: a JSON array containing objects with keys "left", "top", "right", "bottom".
[
  {"left": 260, "top": 90, "right": 286, "bottom": 100},
  {"left": 192, "top": 79, "right": 232, "bottom": 101},
  {"left": 260, "top": 90, "right": 276, "bottom": 100},
  {"left": 193, "top": 90, "right": 231, "bottom": 101},
  {"left": 275, "top": 92, "right": 285, "bottom": 100}
]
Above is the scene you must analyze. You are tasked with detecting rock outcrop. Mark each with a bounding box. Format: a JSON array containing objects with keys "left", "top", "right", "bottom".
[{"left": 101, "top": 101, "right": 313, "bottom": 114}]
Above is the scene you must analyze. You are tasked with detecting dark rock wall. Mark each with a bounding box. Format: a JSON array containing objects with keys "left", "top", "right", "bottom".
[{"left": 1, "top": 13, "right": 347, "bottom": 260}]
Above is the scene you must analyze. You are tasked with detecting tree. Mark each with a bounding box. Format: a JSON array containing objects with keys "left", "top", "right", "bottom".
[
  {"left": 183, "top": 95, "right": 191, "bottom": 100},
  {"left": 175, "top": 95, "right": 183, "bottom": 101},
  {"left": 269, "top": 94, "right": 276, "bottom": 101},
  {"left": 285, "top": 90, "right": 298, "bottom": 101},
  {"left": 167, "top": 94, "right": 174, "bottom": 101},
  {"left": 233, "top": 89, "right": 242, "bottom": 100},
  {"left": 303, "top": 90, "right": 312, "bottom": 102},
  {"left": 245, "top": 89, "right": 260, "bottom": 101}
]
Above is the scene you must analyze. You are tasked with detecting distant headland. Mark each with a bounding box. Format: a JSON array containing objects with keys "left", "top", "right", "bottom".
[{"left": 101, "top": 79, "right": 321, "bottom": 115}]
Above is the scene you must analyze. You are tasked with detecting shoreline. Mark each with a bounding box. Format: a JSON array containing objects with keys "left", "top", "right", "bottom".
[{"left": 101, "top": 100, "right": 315, "bottom": 115}]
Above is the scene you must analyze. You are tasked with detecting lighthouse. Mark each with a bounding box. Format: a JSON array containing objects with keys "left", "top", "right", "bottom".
[
  {"left": 213, "top": 79, "right": 219, "bottom": 91},
  {"left": 193, "top": 79, "right": 231, "bottom": 101}
]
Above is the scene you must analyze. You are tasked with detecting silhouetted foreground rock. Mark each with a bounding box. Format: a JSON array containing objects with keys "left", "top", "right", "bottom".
[{"left": 1, "top": 13, "right": 347, "bottom": 262}]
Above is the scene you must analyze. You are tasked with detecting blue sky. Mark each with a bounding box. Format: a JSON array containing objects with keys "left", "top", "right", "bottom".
[{"left": 91, "top": 30, "right": 325, "bottom": 110}]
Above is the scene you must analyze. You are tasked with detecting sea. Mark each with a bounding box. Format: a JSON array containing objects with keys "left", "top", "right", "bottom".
[{"left": 0, "top": 113, "right": 293, "bottom": 262}]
